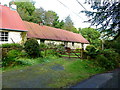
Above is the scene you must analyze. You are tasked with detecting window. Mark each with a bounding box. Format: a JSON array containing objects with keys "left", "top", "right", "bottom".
[
  {"left": 72, "top": 42, "right": 74, "bottom": 46},
  {"left": 64, "top": 42, "right": 68, "bottom": 47},
  {"left": 40, "top": 39, "right": 45, "bottom": 43},
  {"left": 0, "top": 32, "right": 9, "bottom": 41}
]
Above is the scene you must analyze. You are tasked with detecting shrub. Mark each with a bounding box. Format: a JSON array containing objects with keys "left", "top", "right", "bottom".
[
  {"left": 1, "top": 43, "right": 23, "bottom": 60},
  {"left": 95, "top": 55, "right": 111, "bottom": 69},
  {"left": 1, "top": 43, "right": 23, "bottom": 49},
  {"left": 2, "top": 49, "right": 21, "bottom": 67},
  {"left": 40, "top": 43, "right": 48, "bottom": 49},
  {"left": 101, "top": 49, "right": 120, "bottom": 65},
  {"left": 7, "top": 49, "right": 21, "bottom": 59},
  {"left": 95, "top": 49, "right": 120, "bottom": 70},
  {"left": 24, "top": 38, "right": 40, "bottom": 58},
  {"left": 85, "top": 45, "right": 99, "bottom": 59}
]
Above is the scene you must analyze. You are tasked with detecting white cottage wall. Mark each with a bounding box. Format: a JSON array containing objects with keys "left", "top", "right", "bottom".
[
  {"left": 0, "top": 30, "right": 22, "bottom": 44},
  {"left": 38, "top": 39, "right": 89, "bottom": 49}
]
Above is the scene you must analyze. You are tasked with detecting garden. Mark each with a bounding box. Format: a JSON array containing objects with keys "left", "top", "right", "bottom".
[{"left": 1, "top": 38, "right": 120, "bottom": 88}]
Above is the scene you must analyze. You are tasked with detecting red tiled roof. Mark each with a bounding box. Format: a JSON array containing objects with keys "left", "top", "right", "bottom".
[
  {"left": 0, "top": 5, "right": 27, "bottom": 31},
  {"left": 24, "top": 21, "right": 89, "bottom": 44}
]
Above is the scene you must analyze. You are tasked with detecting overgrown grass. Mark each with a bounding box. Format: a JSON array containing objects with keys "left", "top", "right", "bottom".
[
  {"left": 2, "top": 55, "right": 59, "bottom": 71},
  {"left": 2, "top": 57, "right": 106, "bottom": 88},
  {"left": 47, "top": 59, "right": 105, "bottom": 87}
]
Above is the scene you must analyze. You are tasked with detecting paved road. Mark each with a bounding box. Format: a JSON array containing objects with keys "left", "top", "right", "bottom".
[{"left": 71, "top": 68, "right": 120, "bottom": 88}]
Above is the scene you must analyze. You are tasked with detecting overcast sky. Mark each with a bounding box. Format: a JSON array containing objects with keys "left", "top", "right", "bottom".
[{"left": 0, "top": 0, "right": 94, "bottom": 28}]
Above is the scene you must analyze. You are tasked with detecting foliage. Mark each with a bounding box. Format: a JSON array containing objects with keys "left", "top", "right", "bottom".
[
  {"left": 95, "top": 55, "right": 112, "bottom": 70},
  {"left": 95, "top": 49, "right": 120, "bottom": 70},
  {"left": 1, "top": 43, "right": 23, "bottom": 49},
  {"left": 20, "top": 32, "right": 27, "bottom": 44},
  {"left": 32, "top": 7, "right": 45, "bottom": 23},
  {"left": 7, "top": 50, "right": 21, "bottom": 59},
  {"left": 82, "top": 0, "right": 120, "bottom": 39},
  {"left": 85, "top": 45, "right": 99, "bottom": 58},
  {"left": 104, "top": 36, "right": 120, "bottom": 54},
  {"left": 2, "top": 49, "right": 41, "bottom": 67},
  {"left": 24, "top": 38, "right": 40, "bottom": 58},
  {"left": 80, "top": 27, "right": 101, "bottom": 47},
  {"left": 63, "top": 16, "right": 79, "bottom": 33},
  {"left": 40, "top": 43, "right": 48, "bottom": 49},
  {"left": 112, "top": 37, "right": 120, "bottom": 54},
  {"left": 15, "top": 58, "right": 44, "bottom": 66},
  {"left": 43, "top": 11, "right": 59, "bottom": 27},
  {"left": 2, "top": 49, "right": 22, "bottom": 67},
  {"left": 13, "top": 0, "right": 36, "bottom": 22}
]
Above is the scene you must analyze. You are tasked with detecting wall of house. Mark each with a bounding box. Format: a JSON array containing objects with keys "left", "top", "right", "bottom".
[
  {"left": 0, "top": 30, "right": 22, "bottom": 44},
  {"left": 38, "top": 39, "right": 89, "bottom": 50}
]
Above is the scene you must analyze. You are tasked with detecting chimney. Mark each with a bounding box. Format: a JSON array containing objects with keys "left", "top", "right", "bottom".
[
  {"left": 10, "top": 1, "right": 17, "bottom": 11},
  {"left": 39, "top": 21, "right": 43, "bottom": 26}
]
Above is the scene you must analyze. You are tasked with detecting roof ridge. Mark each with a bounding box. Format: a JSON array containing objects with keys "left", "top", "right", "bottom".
[{"left": 23, "top": 21, "right": 80, "bottom": 35}]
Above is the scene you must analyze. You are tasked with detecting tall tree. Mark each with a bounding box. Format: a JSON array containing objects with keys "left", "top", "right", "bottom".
[
  {"left": 10, "top": 0, "right": 36, "bottom": 22},
  {"left": 80, "top": 28, "right": 101, "bottom": 47},
  {"left": 43, "top": 11, "right": 60, "bottom": 27},
  {"left": 81, "top": 0, "right": 120, "bottom": 39},
  {"left": 63, "top": 16, "right": 79, "bottom": 33},
  {"left": 32, "top": 7, "right": 45, "bottom": 23}
]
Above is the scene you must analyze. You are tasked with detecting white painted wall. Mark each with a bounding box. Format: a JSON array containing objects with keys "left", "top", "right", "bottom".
[
  {"left": 45, "top": 40, "right": 64, "bottom": 45},
  {"left": 38, "top": 39, "right": 89, "bottom": 49},
  {"left": 0, "top": 30, "right": 22, "bottom": 44}
]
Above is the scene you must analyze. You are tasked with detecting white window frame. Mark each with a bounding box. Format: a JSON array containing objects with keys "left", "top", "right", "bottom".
[{"left": 0, "top": 31, "right": 9, "bottom": 42}]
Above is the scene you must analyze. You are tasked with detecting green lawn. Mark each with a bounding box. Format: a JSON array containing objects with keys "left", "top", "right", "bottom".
[{"left": 2, "top": 57, "right": 106, "bottom": 88}]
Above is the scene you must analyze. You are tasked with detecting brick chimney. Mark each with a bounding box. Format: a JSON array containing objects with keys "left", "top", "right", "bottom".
[
  {"left": 10, "top": 1, "right": 17, "bottom": 11},
  {"left": 38, "top": 21, "right": 43, "bottom": 26}
]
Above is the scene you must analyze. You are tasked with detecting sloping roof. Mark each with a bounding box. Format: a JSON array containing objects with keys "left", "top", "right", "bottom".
[
  {"left": 24, "top": 21, "right": 89, "bottom": 44},
  {"left": 0, "top": 5, "right": 27, "bottom": 31}
]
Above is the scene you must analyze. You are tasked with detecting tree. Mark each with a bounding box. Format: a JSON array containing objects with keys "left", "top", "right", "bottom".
[
  {"left": 32, "top": 7, "right": 45, "bottom": 23},
  {"left": 80, "top": 28, "right": 101, "bottom": 47},
  {"left": 43, "top": 10, "right": 61, "bottom": 27},
  {"left": 32, "top": 9, "right": 64, "bottom": 29},
  {"left": 10, "top": 0, "right": 36, "bottom": 22},
  {"left": 81, "top": 0, "right": 120, "bottom": 39},
  {"left": 63, "top": 16, "right": 79, "bottom": 33},
  {"left": 52, "top": 18, "right": 65, "bottom": 29}
]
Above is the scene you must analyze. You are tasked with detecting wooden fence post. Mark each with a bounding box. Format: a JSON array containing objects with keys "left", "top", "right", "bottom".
[
  {"left": 45, "top": 49, "right": 47, "bottom": 56},
  {"left": 69, "top": 51, "right": 70, "bottom": 58}
]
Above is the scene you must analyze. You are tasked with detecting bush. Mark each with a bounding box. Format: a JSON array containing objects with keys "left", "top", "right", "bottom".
[
  {"left": 1, "top": 43, "right": 23, "bottom": 49},
  {"left": 101, "top": 49, "right": 120, "bottom": 64},
  {"left": 95, "top": 49, "right": 120, "bottom": 70},
  {"left": 7, "top": 49, "right": 21, "bottom": 59},
  {"left": 40, "top": 43, "right": 48, "bottom": 49},
  {"left": 2, "top": 49, "right": 22, "bottom": 67},
  {"left": 95, "top": 55, "right": 111, "bottom": 69},
  {"left": 1, "top": 43, "right": 23, "bottom": 60},
  {"left": 24, "top": 38, "right": 40, "bottom": 58},
  {"left": 85, "top": 45, "right": 99, "bottom": 59}
]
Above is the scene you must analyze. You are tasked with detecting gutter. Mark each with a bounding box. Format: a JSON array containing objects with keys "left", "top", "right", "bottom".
[{"left": 0, "top": 28, "right": 28, "bottom": 32}]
